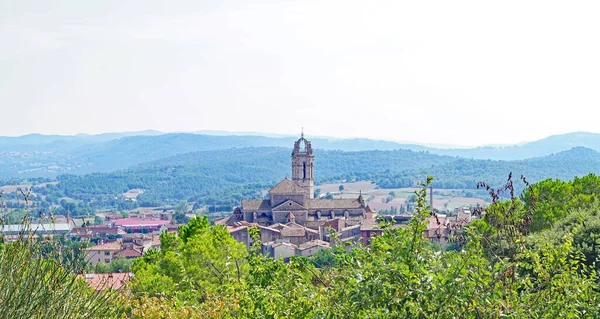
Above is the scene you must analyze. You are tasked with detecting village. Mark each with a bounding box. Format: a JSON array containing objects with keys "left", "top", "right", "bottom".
[{"left": 2, "top": 135, "right": 483, "bottom": 291}]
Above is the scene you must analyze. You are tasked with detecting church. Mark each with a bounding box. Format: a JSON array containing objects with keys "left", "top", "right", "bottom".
[{"left": 231, "top": 133, "right": 373, "bottom": 229}]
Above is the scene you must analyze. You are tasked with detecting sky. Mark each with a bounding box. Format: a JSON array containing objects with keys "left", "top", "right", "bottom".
[{"left": 1, "top": 0, "right": 599, "bottom": 147}]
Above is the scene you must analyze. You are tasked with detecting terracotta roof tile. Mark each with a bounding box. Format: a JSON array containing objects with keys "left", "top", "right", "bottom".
[
  {"left": 241, "top": 200, "right": 271, "bottom": 211},
  {"left": 227, "top": 221, "right": 259, "bottom": 233},
  {"left": 81, "top": 273, "right": 133, "bottom": 290},
  {"left": 83, "top": 241, "right": 122, "bottom": 251},
  {"left": 118, "top": 248, "right": 143, "bottom": 258},
  {"left": 268, "top": 178, "right": 305, "bottom": 194}
]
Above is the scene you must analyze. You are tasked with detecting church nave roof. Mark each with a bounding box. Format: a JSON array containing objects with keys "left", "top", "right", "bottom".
[{"left": 268, "top": 178, "right": 306, "bottom": 194}]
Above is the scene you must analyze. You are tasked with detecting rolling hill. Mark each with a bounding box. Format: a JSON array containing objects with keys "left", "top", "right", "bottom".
[
  {"left": 50, "top": 146, "right": 600, "bottom": 208},
  {"left": 3, "top": 131, "right": 600, "bottom": 178}
]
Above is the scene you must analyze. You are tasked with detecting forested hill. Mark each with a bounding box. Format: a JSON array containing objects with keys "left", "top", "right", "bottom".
[
  {"left": 5, "top": 131, "right": 600, "bottom": 178},
  {"left": 369, "top": 146, "right": 600, "bottom": 189},
  {"left": 0, "top": 134, "right": 434, "bottom": 178},
  {"left": 52, "top": 146, "right": 600, "bottom": 207}
]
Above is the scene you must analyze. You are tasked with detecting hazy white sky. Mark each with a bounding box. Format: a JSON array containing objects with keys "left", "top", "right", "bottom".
[{"left": 1, "top": 0, "right": 599, "bottom": 146}]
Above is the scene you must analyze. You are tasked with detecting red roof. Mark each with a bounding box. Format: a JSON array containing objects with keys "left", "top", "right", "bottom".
[
  {"left": 118, "top": 248, "right": 143, "bottom": 258},
  {"left": 83, "top": 241, "right": 122, "bottom": 251},
  {"left": 113, "top": 219, "right": 171, "bottom": 227},
  {"left": 80, "top": 273, "right": 133, "bottom": 290}
]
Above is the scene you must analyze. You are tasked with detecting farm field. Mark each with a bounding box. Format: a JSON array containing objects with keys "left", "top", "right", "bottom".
[{"left": 318, "top": 181, "right": 490, "bottom": 213}]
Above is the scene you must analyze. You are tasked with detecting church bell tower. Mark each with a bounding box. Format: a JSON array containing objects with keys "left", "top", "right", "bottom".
[{"left": 292, "top": 130, "right": 315, "bottom": 199}]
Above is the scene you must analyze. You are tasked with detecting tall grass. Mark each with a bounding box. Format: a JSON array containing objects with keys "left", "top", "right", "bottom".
[{"left": 0, "top": 189, "right": 122, "bottom": 319}]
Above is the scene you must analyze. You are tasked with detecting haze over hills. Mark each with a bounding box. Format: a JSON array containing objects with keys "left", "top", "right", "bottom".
[{"left": 2, "top": 130, "right": 600, "bottom": 178}]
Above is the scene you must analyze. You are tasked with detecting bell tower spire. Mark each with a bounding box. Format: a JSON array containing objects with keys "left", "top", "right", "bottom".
[{"left": 292, "top": 131, "right": 315, "bottom": 199}]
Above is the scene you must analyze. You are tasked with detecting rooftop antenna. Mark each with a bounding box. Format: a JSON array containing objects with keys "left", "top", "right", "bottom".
[{"left": 301, "top": 127, "right": 304, "bottom": 138}]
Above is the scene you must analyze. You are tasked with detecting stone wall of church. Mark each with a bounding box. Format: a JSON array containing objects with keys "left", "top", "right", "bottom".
[
  {"left": 309, "top": 208, "right": 365, "bottom": 219},
  {"left": 244, "top": 211, "right": 272, "bottom": 223},
  {"left": 271, "top": 194, "right": 306, "bottom": 207}
]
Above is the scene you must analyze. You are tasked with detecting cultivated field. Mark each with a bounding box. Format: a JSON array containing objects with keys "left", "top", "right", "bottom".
[{"left": 318, "top": 181, "right": 490, "bottom": 213}]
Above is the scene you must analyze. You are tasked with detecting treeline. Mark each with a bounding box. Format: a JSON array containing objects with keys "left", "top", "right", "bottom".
[
  {"left": 50, "top": 147, "right": 457, "bottom": 208},
  {"left": 17, "top": 146, "right": 600, "bottom": 212},
  {"left": 121, "top": 176, "right": 600, "bottom": 317}
]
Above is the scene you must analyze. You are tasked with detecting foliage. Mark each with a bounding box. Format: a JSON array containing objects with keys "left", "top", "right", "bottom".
[
  {"left": 124, "top": 176, "right": 600, "bottom": 318},
  {"left": 522, "top": 173, "right": 600, "bottom": 232},
  {"left": 122, "top": 296, "right": 235, "bottom": 319},
  {"left": 94, "top": 257, "right": 134, "bottom": 274},
  {"left": 129, "top": 216, "right": 248, "bottom": 303},
  {"left": 528, "top": 203, "right": 600, "bottom": 272},
  {"left": 11, "top": 146, "right": 600, "bottom": 219},
  {"left": 0, "top": 235, "right": 122, "bottom": 319}
]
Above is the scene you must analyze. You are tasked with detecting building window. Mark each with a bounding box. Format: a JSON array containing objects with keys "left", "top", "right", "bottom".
[
  {"left": 104, "top": 259, "right": 110, "bottom": 264},
  {"left": 303, "top": 162, "right": 307, "bottom": 179},
  {"left": 104, "top": 251, "right": 110, "bottom": 256}
]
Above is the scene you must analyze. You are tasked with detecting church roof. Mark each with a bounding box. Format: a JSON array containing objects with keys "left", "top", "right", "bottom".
[
  {"left": 269, "top": 178, "right": 305, "bottom": 194},
  {"left": 272, "top": 199, "right": 307, "bottom": 211},
  {"left": 305, "top": 198, "right": 364, "bottom": 210},
  {"left": 241, "top": 200, "right": 271, "bottom": 211}
]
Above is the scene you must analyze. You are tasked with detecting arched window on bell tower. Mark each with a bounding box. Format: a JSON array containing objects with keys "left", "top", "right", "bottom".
[{"left": 303, "top": 162, "right": 307, "bottom": 179}]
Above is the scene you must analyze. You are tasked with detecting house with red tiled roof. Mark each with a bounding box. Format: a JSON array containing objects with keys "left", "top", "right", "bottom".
[
  {"left": 426, "top": 214, "right": 450, "bottom": 246},
  {"left": 80, "top": 273, "right": 133, "bottom": 290},
  {"left": 118, "top": 248, "right": 143, "bottom": 259},
  {"left": 82, "top": 234, "right": 161, "bottom": 266},
  {"left": 82, "top": 241, "right": 123, "bottom": 266}
]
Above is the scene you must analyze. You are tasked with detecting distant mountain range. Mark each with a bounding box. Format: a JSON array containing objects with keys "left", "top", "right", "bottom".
[{"left": 2, "top": 130, "right": 600, "bottom": 178}]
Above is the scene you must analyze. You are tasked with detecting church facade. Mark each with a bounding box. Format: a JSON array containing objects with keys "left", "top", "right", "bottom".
[{"left": 232, "top": 134, "right": 373, "bottom": 229}]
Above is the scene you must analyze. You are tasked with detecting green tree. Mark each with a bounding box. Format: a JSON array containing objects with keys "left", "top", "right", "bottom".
[
  {"left": 523, "top": 173, "right": 600, "bottom": 232},
  {"left": 175, "top": 200, "right": 190, "bottom": 214},
  {"left": 94, "top": 215, "right": 104, "bottom": 225},
  {"left": 123, "top": 176, "right": 600, "bottom": 317},
  {"left": 130, "top": 216, "right": 248, "bottom": 302}
]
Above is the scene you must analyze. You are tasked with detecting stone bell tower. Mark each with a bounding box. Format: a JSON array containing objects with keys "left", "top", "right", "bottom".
[{"left": 291, "top": 130, "right": 315, "bottom": 199}]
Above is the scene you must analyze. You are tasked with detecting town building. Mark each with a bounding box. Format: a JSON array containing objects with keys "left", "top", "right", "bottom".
[
  {"left": 229, "top": 134, "right": 373, "bottom": 229},
  {"left": 82, "top": 234, "right": 161, "bottom": 266},
  {"left": 82, "top": 241, "right": 123, "bottom": 266},
  {"left": 111, "top": 218, "right": 171, "bottom": 233},
  {"left": 2, "top": 223, "right": 72, "bottom": 235},
  {"left": 225, "top": 134, "right": 378, "bottom": 259},
  {"left": 69, "top": 225, "right": 126, "bottom": 241}
]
